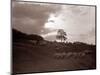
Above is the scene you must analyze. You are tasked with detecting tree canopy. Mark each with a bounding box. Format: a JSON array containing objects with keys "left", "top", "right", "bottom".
[{"left": 56, "top": 29, "right": 67, "bottom": 42}]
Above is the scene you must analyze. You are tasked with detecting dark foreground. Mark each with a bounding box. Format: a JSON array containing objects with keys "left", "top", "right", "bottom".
[{"left": 13, "top": 41, "right": 96, "bottom": 74}]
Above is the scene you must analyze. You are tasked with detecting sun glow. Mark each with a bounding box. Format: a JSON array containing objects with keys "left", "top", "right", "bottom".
[
  {"left": 45, "top": 14, "right": 64, "bottom": 29},
  {"left": 41, "top": 31, "right": 57, "bottom": 38}
]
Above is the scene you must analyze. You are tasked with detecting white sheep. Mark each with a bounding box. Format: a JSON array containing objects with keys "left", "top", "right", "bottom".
[{"left": 54, "top": 52, "right": 66, "bottom": 59}]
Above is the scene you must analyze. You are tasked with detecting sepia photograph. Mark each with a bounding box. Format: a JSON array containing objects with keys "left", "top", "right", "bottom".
[{"left": 12, "top": 0, "right": 96, "bottom": 74}]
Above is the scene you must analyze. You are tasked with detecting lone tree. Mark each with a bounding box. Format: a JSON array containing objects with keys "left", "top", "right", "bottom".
[{"left": 56, "top": 29, "right": 67, "bottom": 42}]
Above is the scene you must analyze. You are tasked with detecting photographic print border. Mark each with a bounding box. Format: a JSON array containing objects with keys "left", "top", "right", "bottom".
[{"left": 11, "top": 1, "right": 97, "bottom": 74}]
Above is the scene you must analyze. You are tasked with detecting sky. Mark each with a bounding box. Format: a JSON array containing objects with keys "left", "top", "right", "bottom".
[{"left": 12, "top": 0, "right": 96, "bottom": 44}]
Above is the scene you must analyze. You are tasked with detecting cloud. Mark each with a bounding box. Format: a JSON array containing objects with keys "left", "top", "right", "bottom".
[
  {"left": 12, "top": 1, "right": 61, "bottom": 34},
  {"left": 12, "top": 1, "right": 96, "bottom": 44},
  {"left": 43, "top": 5, "right": 96, "bottom": 44}
]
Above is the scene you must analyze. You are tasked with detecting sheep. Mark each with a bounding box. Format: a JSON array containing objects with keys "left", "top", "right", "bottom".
[
  {"left": 66, "top": 52, "right": 86, "bottom": 58},
  {"left": 54, "top": 52, "right": 66, "bottom": 59},
  {"left": 78, "top": 52, "right": 86, "bottom": 57},
  {"left": 66, "top": 52, "right": 73, "bottom": 57},
  {"left": 54, "top": 51, "right": 88, "bottom": 59}
]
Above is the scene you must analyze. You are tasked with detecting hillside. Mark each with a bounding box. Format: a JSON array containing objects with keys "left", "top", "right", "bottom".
[
  {"left": 13, "top": 29, "right": 44, "bottom": 42},
  {"left": 12, "top": 29, "right": 96, "bottom": 74}
]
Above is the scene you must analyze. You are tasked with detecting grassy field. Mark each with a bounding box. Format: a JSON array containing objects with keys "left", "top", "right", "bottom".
[{"left": 13, "top": 41, "right": 96, "bottom": 74}]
